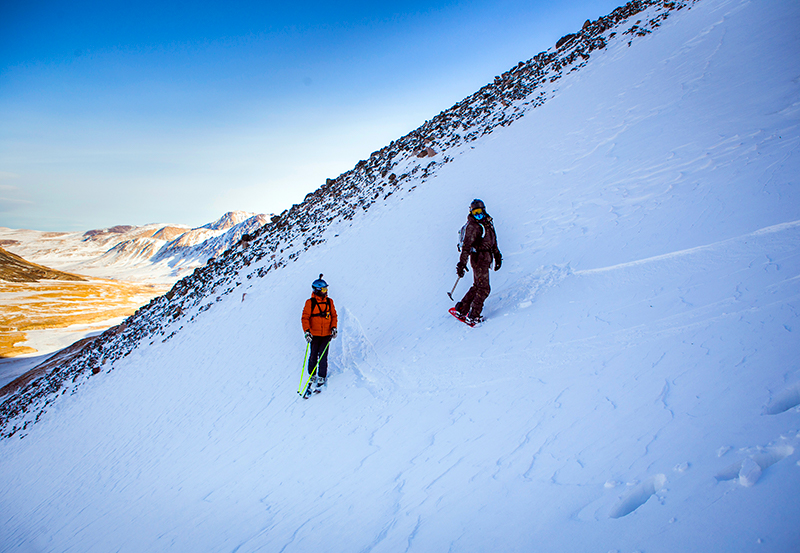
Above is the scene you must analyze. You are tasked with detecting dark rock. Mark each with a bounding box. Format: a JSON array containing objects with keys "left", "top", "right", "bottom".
[{"left": 556, "top": 34, "right": 578, "bottom": 49}]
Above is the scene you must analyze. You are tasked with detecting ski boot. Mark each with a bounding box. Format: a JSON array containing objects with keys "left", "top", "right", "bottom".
[
  {"left": 303, "top": 375, "right": 317, "bottom": 398},
  {"left": 466, "top": 314, "right": 484, "bottom": 326},
  {"left": 449, "top": 307, "right": 467, "bottom": 322}
]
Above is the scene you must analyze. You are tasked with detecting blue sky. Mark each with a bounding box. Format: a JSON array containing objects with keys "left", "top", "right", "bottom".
[{"left": 1, "top": 0, "right": 621, "bottom": 231}]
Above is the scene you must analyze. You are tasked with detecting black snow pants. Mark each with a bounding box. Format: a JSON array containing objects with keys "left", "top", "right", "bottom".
[
  {"left": 308, "top": 335, "right": 332, "bottom": 379},
  {"left": 456, "top": 252, "right": 492, "bottom": 318}
]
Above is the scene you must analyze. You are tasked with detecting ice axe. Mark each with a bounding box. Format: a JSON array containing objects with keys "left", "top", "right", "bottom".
[{"left": 447, "top": 276, "right": 461, "bottom": 301}]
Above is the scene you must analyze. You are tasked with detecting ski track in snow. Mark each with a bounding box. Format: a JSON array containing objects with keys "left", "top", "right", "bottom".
[{"left": 330, "top": 308, "right": 397, "bottom": 399}]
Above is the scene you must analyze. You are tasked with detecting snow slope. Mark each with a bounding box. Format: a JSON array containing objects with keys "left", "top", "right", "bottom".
[{"left": 1, "top": 0, "right": 799, "bottom": 551}]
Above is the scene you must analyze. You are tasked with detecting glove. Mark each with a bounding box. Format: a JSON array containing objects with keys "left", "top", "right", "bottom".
[
  {"left": 331, "top": 327, "right": 338, "bottom": 339},
  {"left": 456, "top": 261, "right": 467, "bottom": 278},
  {"left": 304, "top": 331, "right": 313, "bottom": 343},
  {"left": 494, "top": 252, "right": 502, "bottom": 271}
]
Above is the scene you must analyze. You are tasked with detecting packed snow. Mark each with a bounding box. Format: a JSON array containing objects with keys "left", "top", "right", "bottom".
[{"left": 1, "top": 0, "right": 799, "bottom": 551}]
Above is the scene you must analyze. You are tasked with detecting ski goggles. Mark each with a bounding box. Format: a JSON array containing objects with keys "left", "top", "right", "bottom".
[
  {"left": 317, "top": 287, "right": 328, "bottom": 294},
  {"left": 470, "top": 207, "right": 484, "bottom": 216}
]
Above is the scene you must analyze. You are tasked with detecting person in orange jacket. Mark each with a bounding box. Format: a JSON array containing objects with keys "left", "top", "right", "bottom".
[{"left": 301, "top": 274, "right": 338, "bottom": 391}]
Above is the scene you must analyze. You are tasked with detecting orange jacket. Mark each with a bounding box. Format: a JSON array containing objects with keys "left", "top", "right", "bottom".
[{"left": 302, "top": 294, "right": 338, "bottom": 337}]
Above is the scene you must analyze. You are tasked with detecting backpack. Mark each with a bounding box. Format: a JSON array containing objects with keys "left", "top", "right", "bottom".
[
  {"left": 457, "top": 221, "right": 484, "bottom": 253},
  {"left": 310, "top": 296, "right": 331, "bottom": 319}
]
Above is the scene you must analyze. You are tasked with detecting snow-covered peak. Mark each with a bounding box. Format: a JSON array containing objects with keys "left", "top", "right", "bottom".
[{"left": 200, "top": 210, "right": 258, "bottom": 231}]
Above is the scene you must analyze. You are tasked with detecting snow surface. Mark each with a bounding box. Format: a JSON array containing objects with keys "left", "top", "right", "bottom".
[{"left": 2, "top": 0, "right": 800, "bottom": 551}]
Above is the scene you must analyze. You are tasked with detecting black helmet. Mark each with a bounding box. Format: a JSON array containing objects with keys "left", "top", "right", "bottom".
[
  {"left": 469, "top": 198, "right": 487, "bottom": 220},
  {"left": 470, "top": 199, "right": 485, "bottom": 211},
  {"left": 312, "top": 274, "right": 328, "bottom": 293}
]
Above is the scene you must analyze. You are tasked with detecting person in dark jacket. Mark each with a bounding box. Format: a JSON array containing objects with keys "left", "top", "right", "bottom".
[
  {"left": 301, "top": 274, "right": 338, "bottom": 390},
  {"left": 455, "top": 199, "right": 502, "bottom": 324}
]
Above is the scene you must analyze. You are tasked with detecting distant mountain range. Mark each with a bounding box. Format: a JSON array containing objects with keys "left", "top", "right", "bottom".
[{"left": 0, "top": 211, "right": 268, "bottom": 284}]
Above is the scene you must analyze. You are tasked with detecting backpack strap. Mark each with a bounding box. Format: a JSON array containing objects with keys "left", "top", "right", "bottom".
[
  {"left": 472, "top": 221, "right": 486, "bottom": 252},
  {"left": 310, "top": 296, "right": 331, "bottom": 319}
]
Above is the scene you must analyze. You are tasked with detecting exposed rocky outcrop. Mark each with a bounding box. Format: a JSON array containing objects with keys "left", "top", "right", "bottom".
[{"left": 83, "top": 225, "right": 136, "bottom": 239}]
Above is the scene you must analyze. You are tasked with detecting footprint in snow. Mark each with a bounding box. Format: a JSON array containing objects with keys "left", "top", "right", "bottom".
[
  {"left": 609, "top": 474, "right": 667, "bottom": 519},
  {"left": 714, "top": 443, "right": 795, "bottom": 487},
  {"left": 763, "top": 382, "right": 800, "bottom": 415}
]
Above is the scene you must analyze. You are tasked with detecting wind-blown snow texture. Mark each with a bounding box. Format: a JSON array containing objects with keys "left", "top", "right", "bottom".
[{"left": 2, "top": 0, "right": 800, "bottom": 551}]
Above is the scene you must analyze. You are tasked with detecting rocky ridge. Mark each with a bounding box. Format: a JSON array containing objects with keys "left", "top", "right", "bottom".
[{"left": 0, "top": 0, "right": 698, "bottom": 437}]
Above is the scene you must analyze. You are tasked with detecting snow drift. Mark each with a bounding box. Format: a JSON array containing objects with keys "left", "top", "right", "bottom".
[{"left": 1, "top": 0, "right": 799, "bottom": 551}]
